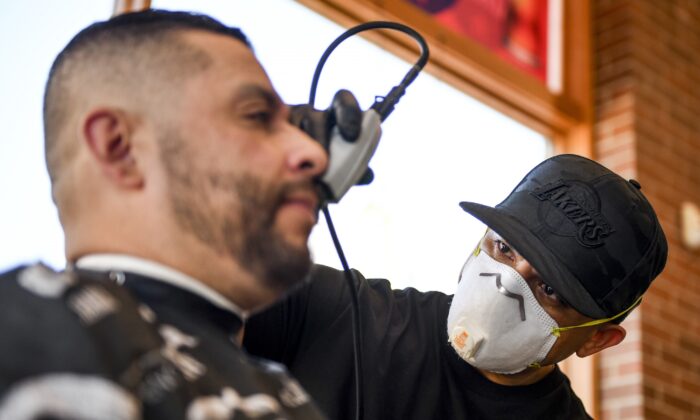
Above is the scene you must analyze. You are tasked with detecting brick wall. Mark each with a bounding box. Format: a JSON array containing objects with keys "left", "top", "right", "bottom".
[{"left": 593, "top": 0, "right": 700, "bottom": 418}]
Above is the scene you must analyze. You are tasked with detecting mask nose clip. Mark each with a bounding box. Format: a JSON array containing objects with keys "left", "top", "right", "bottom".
[{"left": 480, "top": 272, "right": 526, "bottom": 322}]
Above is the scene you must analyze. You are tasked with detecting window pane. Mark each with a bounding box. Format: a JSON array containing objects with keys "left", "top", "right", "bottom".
[{"left": 153, "top": 0, "right": 550, "bottom": 292}]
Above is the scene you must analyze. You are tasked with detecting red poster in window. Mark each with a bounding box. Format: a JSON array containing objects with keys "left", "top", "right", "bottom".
[{"left": 408, "top": 0, "right": 548, "bottom": 81}]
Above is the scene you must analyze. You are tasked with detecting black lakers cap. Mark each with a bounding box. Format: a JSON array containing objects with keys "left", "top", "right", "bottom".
[{"left": 459, "top": 154, "right": 668, "bottom": 319}]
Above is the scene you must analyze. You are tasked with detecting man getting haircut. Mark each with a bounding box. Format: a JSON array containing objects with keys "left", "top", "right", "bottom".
[{"left": 0, "top": 9, "right": 333, "bottom": 419}]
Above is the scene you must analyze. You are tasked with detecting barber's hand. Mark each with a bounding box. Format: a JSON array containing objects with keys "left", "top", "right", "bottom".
[{"left": 289, "top": 90, "right": 373, "bottom": 186}]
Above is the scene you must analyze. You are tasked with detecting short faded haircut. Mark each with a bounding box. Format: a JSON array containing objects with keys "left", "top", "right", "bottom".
[{"left": 43, "top": 9, "right": 251, "bottom": 183}]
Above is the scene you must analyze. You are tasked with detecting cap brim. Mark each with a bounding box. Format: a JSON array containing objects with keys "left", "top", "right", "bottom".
[{"left": 459, "top": 201, "right": 607, "bottom": 319}]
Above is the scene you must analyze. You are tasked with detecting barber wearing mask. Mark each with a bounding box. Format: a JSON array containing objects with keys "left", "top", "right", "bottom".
[{"left": 244, "top": 154, "right": 668, "bottom": 420}]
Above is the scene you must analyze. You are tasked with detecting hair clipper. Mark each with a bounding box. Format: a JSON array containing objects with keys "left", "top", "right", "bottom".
[{"left": 289, "top": 89, "right": 381, "bottom": 204}]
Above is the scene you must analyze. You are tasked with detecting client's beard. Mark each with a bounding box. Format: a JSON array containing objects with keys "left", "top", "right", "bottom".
[{"left": 159, "top": 133, "right": 314, "bottom": 293}]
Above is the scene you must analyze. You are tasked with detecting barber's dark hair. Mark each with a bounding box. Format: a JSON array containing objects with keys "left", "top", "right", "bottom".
[{"left": 44, "top": 9, "right": 251, "bottom": 183}]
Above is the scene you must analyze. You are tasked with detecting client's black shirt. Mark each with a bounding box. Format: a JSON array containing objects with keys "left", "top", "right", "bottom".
[{"left": 0, "top": 264, "right": 325, "bottom": 420}]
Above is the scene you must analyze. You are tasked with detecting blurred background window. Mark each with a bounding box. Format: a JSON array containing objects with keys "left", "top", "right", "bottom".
[{"left": 0, "top": 0, "right": 549, "bottom": 293}]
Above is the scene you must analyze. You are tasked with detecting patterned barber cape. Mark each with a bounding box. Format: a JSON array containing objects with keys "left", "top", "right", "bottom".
[{"left": 0, "top": 263, "right": 326, "bottom": 420}]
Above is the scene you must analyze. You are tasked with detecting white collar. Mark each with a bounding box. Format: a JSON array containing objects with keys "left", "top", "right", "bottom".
[{"left": 74, "top": 254, "right": 248, "bottom": 320}]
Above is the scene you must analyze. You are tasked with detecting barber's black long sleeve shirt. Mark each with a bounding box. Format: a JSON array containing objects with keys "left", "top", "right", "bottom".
[{"left": 244, "top": 264, "right": 592, "bottom": 420}]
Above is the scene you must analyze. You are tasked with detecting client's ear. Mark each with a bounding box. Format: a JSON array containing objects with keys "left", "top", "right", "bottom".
[
  {"left": 83, "top": 108, "right": 144, "bottom": 189},
  {"left": 576, "top": 324, "right": 626, "bottom": 358}
]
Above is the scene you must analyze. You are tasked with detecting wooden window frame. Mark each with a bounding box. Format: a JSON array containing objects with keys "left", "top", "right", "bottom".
[
  {"left": 113, "top": 0, "right": 151, "bottom": 15},
  {"left": 297, "top": 0, "right": 593, "bottom": 155}
]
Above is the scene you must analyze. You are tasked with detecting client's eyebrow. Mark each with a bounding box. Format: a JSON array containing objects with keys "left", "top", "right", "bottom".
[{"left": 232, "top": 84, "right": 282, "bottom": 110}]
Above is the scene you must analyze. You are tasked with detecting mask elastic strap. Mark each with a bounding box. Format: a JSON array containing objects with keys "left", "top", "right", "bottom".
[
  {"left": 551, "top": 295, "right": 643, "bottom": 337},
  {"left": 472, "top": 228, "right": 489, "bottom": 257}
]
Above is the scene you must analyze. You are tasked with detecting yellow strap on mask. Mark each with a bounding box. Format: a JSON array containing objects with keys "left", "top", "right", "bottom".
[
  {"left": 551, "top": 295, "right": 643, "bottom": 337},
  {"left": 472, "top": 229, "right": 488, "bottom": 258}
]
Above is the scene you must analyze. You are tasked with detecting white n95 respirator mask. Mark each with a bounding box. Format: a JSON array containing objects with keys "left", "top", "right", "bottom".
[{"left": 446, "top": 247, "right": 559, "bottom": 374}]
